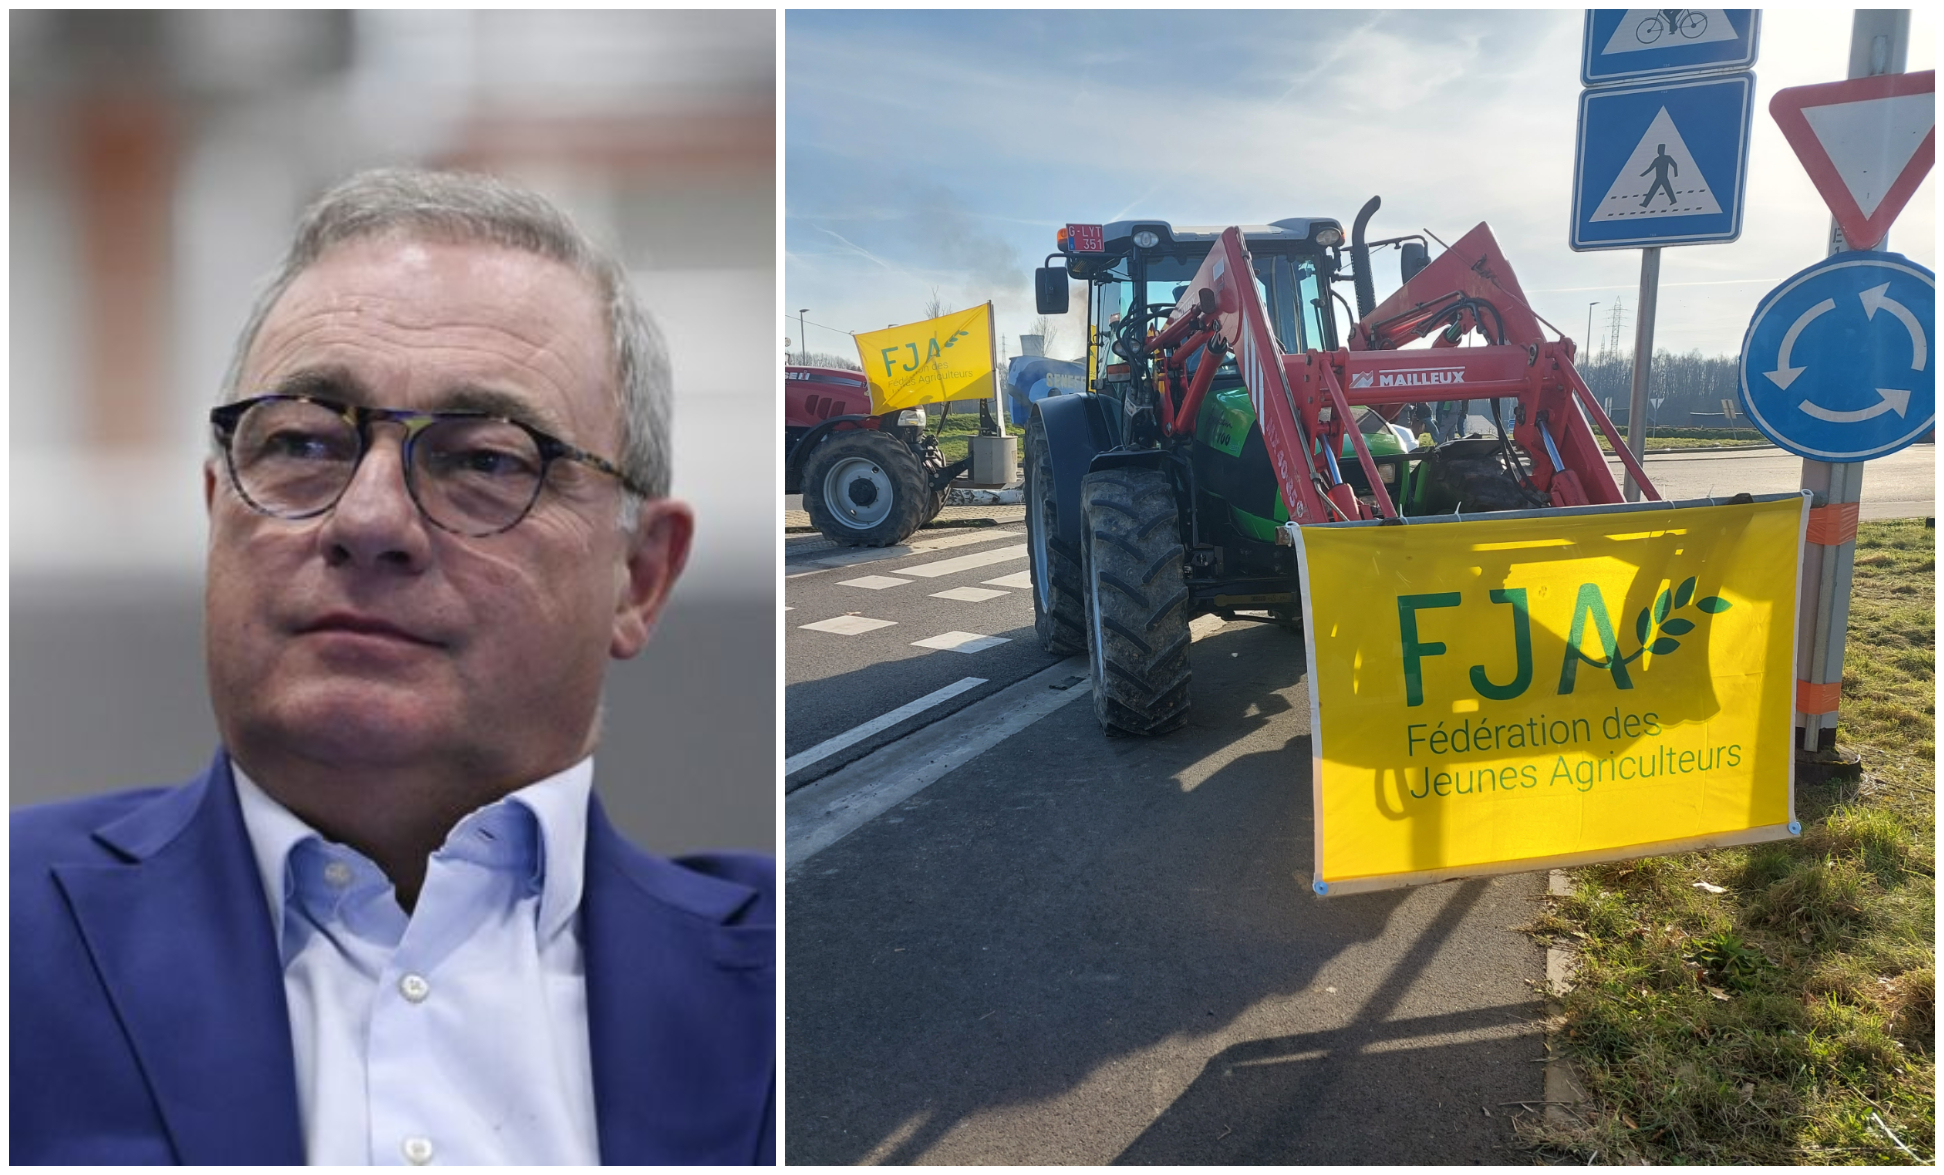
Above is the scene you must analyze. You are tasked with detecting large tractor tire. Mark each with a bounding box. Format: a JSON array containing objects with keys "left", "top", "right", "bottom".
[
  {"left": 1079, "top": 467, "right": 1192, "bottom": 735},
  {"left": 803, "top": 430, "right": 930, "bottom": 547},
  {"left": 1024, "top": 415, "right": 1086, "bottom": 654}
]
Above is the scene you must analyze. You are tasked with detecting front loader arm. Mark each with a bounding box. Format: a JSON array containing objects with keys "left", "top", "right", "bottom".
[
  {"left": 1139, "top": 220, "right": 1659, "bottom": 524},
  {"left": 1159, "top": 227, "right": 1368, "bottom": 523},
  {"left": 1353, "top": 223, "right": 1549, "bottom": 352}
]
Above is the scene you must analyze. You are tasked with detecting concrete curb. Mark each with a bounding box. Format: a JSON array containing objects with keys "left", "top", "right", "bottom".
[
  {"left": 944, "top": 487, "right": 1022, "bottom": 506},
  {"left": 1543, "top": 868, "right": 1592, "bottom": 1131}
]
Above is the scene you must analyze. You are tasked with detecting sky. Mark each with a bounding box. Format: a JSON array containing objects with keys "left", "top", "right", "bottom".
[{"left": 784, "top": 9, "right": 1934, "bottom": 367}]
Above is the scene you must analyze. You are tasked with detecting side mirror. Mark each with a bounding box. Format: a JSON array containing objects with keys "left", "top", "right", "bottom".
[
  {"left": 1035, "top": 266, "right": 1069, "bottom": 315},
  {"left": 1399, "top": 241, "right": 1430, "bottom": 285}
]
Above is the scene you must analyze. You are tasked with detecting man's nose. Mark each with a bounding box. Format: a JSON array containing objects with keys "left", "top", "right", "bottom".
[{"left": 316, "top": 431, "right": 433, "bottom": 571}]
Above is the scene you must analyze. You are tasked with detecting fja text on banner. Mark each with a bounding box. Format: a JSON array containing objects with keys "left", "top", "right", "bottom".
[
  {"left": 1294, "top": 495, "right": 1805, "bottom": 896},
  {"left": 854, "top": 303, "right": 996, "bottom": 415}
]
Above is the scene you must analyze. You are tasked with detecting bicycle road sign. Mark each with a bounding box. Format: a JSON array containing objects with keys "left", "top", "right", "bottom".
[
  {"left": 1582, "top": 9, "right": 1760, "bottom": 87},
  {"left": 1572, "top": 72, "right": 1753, "bottom": 250},
  {"left": 1738, "top": 251, "right": 1935, "bottom": 462}
]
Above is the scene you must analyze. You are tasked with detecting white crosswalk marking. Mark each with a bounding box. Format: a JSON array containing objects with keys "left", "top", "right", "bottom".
[
  {"left": 983, "top": 570, "right": 1033, "bottom": 589},
  {"left": 898, "top": 543, "right": 1028, "bottom": 579},
  {"left": 800, "top": 615, "right": 897, "bottom": 636},
  {"left": 838, "top": 575, "right": 912, "bottom": 590},
  {"left": 911, "top": 631, "right": 1011, "bottom": 654},
  {"left": 929, "top": 586, "right": 1008, "bottom": 602}
]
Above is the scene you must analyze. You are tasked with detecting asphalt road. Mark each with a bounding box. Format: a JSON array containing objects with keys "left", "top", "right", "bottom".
[
  {"left": 786, "top": 522, "right": 1061, "bottom": 786},
  {"left": 1611, "top": 442, "right": 1934, "bottom": 519},
  {"left": 779, "top": 441, "right": 1931, "bottom": 1162},
  {"left": 785, "top": 620, "right": 1548, "bottom": 1164}
]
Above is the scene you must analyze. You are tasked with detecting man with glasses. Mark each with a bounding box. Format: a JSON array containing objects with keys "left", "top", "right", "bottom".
[{"left": 12, "top": 169, "right": 774, "bottom": 1164}]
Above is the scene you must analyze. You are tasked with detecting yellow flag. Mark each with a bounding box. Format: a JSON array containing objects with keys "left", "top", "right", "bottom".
[
  {"left": 854, "top": 304, "right": 995, "bottom": 414},
  {"left": 1293, "top": 495, "right": 1807, "bottom": 896}
]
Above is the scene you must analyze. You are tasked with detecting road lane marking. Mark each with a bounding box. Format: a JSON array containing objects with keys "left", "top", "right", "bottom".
[
  {"left": 907, "top": 526, "right": 1023, "bottom": 550},
  {"left": 983, "top": 570, "right": 1033, "bottom": 589},
  {"left": 786, "top": 655, "right": 1090, "bottom": 870},
  {"left": 838, "top": 574, "right": 913, "bottom": 590},
  {"left": 911, "top": 631, "right": 1011, "bottom": 654},
  {"left": 799, "top": 615, "right": 897, "bottom": 635},
  {"left": 929, "top": 586, "right": 1008, "bottom": 602},
  {"left": 897, "top": 543, "right": 1028, "bottom": 578},
  {"left": 786, "top": 528, "right": 1025, "bottom": 576},
  {"left": 784, "top": 675, "right": 988, "bottom": 777}
]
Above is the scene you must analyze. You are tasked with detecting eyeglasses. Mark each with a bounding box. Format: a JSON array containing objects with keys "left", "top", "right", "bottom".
[{"left": 210, "top": 394, "right": 645, "bottom": 538}]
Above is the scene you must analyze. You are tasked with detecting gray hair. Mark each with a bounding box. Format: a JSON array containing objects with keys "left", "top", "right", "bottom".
[{"left": 222, "top": 167, "right": 670, "bottom": 506}]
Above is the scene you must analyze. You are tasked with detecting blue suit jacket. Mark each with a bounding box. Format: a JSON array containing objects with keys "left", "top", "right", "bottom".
[{"left": 10, "top": 755, "right": 775, "bottom": 1165}]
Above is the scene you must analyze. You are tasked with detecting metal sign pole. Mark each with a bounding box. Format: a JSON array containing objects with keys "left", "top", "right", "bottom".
[
  {"left": 987, "top": 300, "right": 1007, "bottom": 432},
  {"left": 1623, "top": 246, "right": 1660, "bottom": 501},
  {"left": 1794, "top": 10, "right": 1908, "bottom": 757}
]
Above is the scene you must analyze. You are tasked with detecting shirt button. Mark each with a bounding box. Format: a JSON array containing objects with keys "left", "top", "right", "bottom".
[
  {"left": 322, "top": 861, "right": 353, "bottom": 888},
  {"left": 401, "top": 1136, "right": 435, "bottom": 1165},
  {"left": 399, "top": 973, "right": 431, "bottom": 1003}
]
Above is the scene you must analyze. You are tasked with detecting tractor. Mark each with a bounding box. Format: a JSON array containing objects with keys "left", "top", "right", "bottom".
[
  {"left": 1025, "top": 199, "right": 1660, "bottom": 734},
  {"left": 785, "top": 364, "right": 957, "bottom": 546}
]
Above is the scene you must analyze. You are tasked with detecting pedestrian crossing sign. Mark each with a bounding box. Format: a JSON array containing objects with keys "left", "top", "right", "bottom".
[{"left": 1572, "top": 72, "right": 1754, "bottom": 250}]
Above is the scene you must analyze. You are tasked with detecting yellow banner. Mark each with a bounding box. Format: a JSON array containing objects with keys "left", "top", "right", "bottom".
[
  {"left": 1293, "top": 495, "right": 1807, "bottom": 895},
  {"left": 855, "top": 303, "right": 995, "bottom": 413}
]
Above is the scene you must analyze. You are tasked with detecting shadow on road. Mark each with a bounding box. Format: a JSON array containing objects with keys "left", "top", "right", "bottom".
[{"left": 785, "top": 621, "right": 1546, "bottom": 1164}]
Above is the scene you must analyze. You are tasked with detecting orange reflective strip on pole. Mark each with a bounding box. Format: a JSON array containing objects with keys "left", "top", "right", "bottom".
[
  {"left": 1795, "top": 679, "right": 1843, "bottom": 715},
  {"left": 1804, "top": 502, "right": 1861, "bottom": 546}
]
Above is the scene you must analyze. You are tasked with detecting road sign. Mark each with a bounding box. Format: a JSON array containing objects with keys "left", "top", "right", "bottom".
[
  {"left": 1770, "top": 71, "right": 1935, "bottom": 253},
  {"left": 1572, "top": 72, "right": 1753, "bottom": 250},
  {"left": 1582, "top": 9, "right": 1760, "bottom": 87},
  {"left": 1739, "top": 251, "right": 1935, "bottom": 462}
]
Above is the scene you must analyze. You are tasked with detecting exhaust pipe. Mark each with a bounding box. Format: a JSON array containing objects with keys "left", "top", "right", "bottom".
[{"left": 1350, "top": 196, "right": 1381, "bottom": 321}]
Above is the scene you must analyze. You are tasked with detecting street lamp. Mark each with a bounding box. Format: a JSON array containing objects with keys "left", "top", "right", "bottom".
[
  {"left": 798, "top": 309, "right": 809, "bottom": 364},
  {"left": 1586, "top": 301, "right": 1600, "bottom": 358}
]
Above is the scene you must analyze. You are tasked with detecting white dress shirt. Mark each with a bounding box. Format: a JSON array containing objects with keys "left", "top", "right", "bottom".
[{"left": 234, "top": 761, "right": 600, "bottom": 1166}]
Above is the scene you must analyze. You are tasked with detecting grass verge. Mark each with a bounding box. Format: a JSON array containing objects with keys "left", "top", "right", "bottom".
[
  {"left": 931, "top": 410, "right": 1024, "bottom": 467},
  {"left": 1522, "top": 518, "right": 1935, "bottom": 1164},
  {"left": 1591, "top": 425, "right": 1770, "bottom": 452}
]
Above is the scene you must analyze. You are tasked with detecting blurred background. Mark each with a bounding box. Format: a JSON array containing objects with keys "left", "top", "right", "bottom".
[{"left": 10, "top": 10, "right": 776, "bottom": 853}]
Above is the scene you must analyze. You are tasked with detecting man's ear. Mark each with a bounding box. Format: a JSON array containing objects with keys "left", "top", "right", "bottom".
[
  {"left": 610, "top": 498, "right": 695, "bottom": 660},
  {"left": 204, "top": 461, "right": 218, "bottom": 514}
]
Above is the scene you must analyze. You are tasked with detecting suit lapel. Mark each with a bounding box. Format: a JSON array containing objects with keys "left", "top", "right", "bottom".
[
  {"left": 53, "top": 758, "right": 306, "bottom": 1164},
  {"left": 582, "top": 798, "right": 774, "bottom": 1164}
]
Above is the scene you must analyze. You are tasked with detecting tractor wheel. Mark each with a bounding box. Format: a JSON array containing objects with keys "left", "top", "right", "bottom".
[
  {"left": 1025, "top": 414, "right": 1086, "bottom": 654},
  {"left": 1079, "top": 467, "right": 1192, "bottom": 735},
  {"left": 803, "top": 430, "right": 929, "bottom": 547}
]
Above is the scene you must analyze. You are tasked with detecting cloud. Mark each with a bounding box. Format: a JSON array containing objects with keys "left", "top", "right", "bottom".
[{"left": 787, "top": 9, "right": 1935, "bottom": 359}]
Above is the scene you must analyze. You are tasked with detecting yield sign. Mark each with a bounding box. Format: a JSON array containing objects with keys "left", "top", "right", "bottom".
[{"left": 1770, "top": 71, "right": 1935, "bottom": 252}]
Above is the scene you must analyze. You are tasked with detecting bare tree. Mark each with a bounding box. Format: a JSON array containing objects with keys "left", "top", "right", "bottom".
[
  {"left": 923, "top": 288, "right": 944, "bottom": 320},
  {"left": 1029, "top": 314, "right": 1060, "bottom": 358}
]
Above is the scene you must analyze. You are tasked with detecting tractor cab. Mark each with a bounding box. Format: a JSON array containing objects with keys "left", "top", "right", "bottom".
[{"left": 1042, "top": 219, "right": 1345, "bottom": 400}]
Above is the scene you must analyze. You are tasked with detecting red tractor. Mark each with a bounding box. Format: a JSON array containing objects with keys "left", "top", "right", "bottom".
[
  {"left": 785, "top": 364, "right": 966, "bottom": 546},
  {"left": 1026, "top": 198, "right": 1661, "bottom": 733}
]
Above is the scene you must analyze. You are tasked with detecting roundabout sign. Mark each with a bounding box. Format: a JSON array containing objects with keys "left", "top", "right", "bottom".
[{"left": 1738, "top": 251, "right": 1934, "bottom": 461}]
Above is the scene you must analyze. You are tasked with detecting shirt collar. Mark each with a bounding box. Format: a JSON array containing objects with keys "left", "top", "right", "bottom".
[{"left": 232, "top": 757, "right": 594, "bottom": 957}]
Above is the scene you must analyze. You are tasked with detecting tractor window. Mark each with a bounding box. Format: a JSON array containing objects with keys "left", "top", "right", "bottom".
[
  {"left": 1296, "top": 259, "right": 1329, "bottom": 352},
  {"left": 1265, "top": 256, "right": 1301, "bottom": 351}
]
